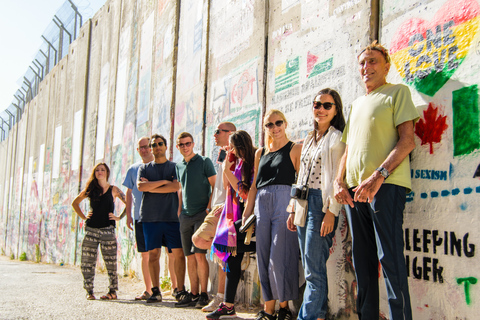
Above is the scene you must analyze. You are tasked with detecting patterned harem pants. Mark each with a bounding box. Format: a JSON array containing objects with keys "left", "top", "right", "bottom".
[{"left": 81, "top": 225, "right": 118, "bottom": 292}]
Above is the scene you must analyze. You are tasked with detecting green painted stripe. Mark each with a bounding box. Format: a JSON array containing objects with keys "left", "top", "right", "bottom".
[
  {"left": 452, "top": 85, "right": 480, "bottom": 156},
  {"left": 275, "top": 71, "right": 299, "bottom": 82},
  {"left": 275, "top": 80, "right": 300, "bottom": 93},
  {"left": 309, "top": 57, "right": 333, "bottom": 78}
]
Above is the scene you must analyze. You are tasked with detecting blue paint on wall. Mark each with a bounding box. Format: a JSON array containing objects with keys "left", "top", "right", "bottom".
[{"left": 412, "top": 186, "right": 480, "bottom": 200}]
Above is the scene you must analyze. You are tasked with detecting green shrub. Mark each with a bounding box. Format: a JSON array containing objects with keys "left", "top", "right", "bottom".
[
  {"left": 35, "top": 245, "right": 41, "bottom": 263},
  {"left": 19, "top": 252, "right": 27, "bottom": 261},
  {"left": 160, "top": 277, "right": 172, "bottom": 291}
]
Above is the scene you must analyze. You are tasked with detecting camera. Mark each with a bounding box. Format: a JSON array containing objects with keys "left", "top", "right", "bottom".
[{"left": 290, "top": 184, "right": 309, "bottom": 200}]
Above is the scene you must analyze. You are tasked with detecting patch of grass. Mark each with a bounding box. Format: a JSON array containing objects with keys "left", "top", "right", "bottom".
[
  {"left": 160, "top": 276, "right": 171, "bottom": 291},
  {"left": 35, "top": 245, "right": 41, "bottom": 263},
  {"left": 19, "top": 252, "right": 27, "bottom": 261},
  {"left": 10, "top": 253, "right": 14, "bottom": 260}
]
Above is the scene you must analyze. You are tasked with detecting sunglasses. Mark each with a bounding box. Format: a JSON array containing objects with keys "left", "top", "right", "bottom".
[
  {"left": 214, "top": 129, "right": 230, "bottom": 135},
  {"left": 264, "top": 120, "right": 284, "bottom": 129},
  {"left": 313, "top": 102, "right": 335, "bottom": 110},
  {"left": 138, "top": 145, "right": 150, "bottom": 150},
  {"left": 150, "top": 142, "right": 165, "bottom": 148},
  {"left": 177, "top": 141, "right": 192, "bottom": 148}
]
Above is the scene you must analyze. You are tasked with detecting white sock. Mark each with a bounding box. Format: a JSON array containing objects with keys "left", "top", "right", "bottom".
[{"left": 217, "top": 293, "right": 224, "bottom": 299}]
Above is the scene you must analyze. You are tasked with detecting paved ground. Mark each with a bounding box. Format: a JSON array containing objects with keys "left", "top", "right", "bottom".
[{"left": 0, "top": 255, "right": 260, "bottom": 320}]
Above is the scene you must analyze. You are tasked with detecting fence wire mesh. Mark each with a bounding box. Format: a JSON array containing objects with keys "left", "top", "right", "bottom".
[{"left": 0, "top": 0, "right": 105, "bottom": 141}]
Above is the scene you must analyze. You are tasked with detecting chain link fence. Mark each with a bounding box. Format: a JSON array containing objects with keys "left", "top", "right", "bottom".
[{"left": 0, "top": 0, "right": 104, "bottom": 141}]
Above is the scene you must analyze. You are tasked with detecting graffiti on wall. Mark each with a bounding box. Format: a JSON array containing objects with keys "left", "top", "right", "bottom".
[
  {"left": 137, "top": 13, "right": 155, "bottom": 127},
  {"left": 452, "top": 85, "right": 480, "bottom": 156},
  {"left": 415, "top": 103, "right": 448, "bottom": 154},
  {"left": 390, "top": 0, "right": 480, "bottom": 96},
  {"left": 386, "top": 1, "right": 480, "bottom": 317},
  {"left": 326, "top": 211, "right": 357, "bottom": 318},
  {"left": 271, "top": 44, "right": 346, "bottom": 141},
  {"left": 210, "top": 0, "right": 255, "bottom": 68},
  {"left": 206, "top": 58, "right": 261, "bottom": 155}
]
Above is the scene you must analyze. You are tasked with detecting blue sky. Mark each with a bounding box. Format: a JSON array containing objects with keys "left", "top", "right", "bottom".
[{"left": 0, "top": 0, "right": 106, "bottom": 115}]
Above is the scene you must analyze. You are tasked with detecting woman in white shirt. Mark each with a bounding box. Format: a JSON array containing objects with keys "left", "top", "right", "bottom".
[{"left": 287, "top": 88, "right": 346, "bottom": 320}]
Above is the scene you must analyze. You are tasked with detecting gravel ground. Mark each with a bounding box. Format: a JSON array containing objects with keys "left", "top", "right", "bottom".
[{"left": 0, "top": 255, "right": 260, "bottom": 320}]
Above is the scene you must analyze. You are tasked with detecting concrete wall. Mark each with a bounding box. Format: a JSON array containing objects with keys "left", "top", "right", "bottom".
[
  {"left": 381, "top": 0, "right": 480, "bottom": 318},
  {"left": 1, "top": 0, "right": 479, "bottom": 318}
]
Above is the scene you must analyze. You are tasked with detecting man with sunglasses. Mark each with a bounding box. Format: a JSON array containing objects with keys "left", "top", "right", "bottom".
[
  {"left": 136, "top": 134, "right": 186, "bottom": 303},
  {"left": 196, "top": 122, "right": 236, "bottom": 312},
  {"left": 334, "top": 41, "right": 419, "bottom": 320},
  {"left": 175, "top": 132, "right": 217, "bottom": 308}
]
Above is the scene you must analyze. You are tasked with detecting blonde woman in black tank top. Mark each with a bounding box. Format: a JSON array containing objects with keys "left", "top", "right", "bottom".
[
  {"left": 242, "top": 110, "right": 302, "bottom": 320},
  {"left": 72, "top": 163, "right": 127, "bottom": 300}
]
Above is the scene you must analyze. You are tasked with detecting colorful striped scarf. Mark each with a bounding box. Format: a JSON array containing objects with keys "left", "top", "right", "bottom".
[{"left": 212, "top": 160, "right": 244, "bottom": 266}]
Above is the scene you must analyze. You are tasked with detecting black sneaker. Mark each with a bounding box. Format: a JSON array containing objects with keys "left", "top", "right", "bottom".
[
  {"left": 175, "top": 289, "right": 189, "bottom": 302},
  {"left": 175, "top": 292, "right": 198, "bottom": 308},
  {"left": 256, "top": 310, "right": 276, "bottom": 320},
  {"left": 195, "top": 292, "right": 209, "bottom": 308},
  {"left": 276, "top": 308, "right": 292, "bottom": 320},
  {"left": 146, "top": 287, "right": 162, "bottom": 303},
  {"left": 206, "top": 302, "right": 236, "bottom": 319}
]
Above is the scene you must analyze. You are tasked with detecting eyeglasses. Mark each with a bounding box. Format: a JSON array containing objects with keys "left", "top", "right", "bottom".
[
  {"left": 313, "top": 102, "right": 335, "bottom": 110},
  {"left": 214, "top": 129, "right": 230, "bottom": 135},
  {"left": 177, "top": 141, "right": 192, "bottom": 148},
  {"left": 138, "top": 145, "right": 150, "bottom": 150},
  {"left": 264, "top": 120, "right": 284, "bottom": 129},
  {"left": 150, "top": 142, "right": 165, "bottom": 148}
]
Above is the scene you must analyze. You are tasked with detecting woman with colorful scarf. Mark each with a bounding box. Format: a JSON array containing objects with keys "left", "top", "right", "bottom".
[{"left": 207, "top": 130, "right": 256, "bottom": 320}]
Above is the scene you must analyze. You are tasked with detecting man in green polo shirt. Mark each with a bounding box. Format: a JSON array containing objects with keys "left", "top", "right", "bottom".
[{"left": 175, "top": 132, "right": 217, "bottom": 308}]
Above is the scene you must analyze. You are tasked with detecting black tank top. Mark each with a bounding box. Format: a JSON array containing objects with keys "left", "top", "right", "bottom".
[
  {"left": 86, "top": 186, "right": 115, "bottom": 228},
  {"left": 256, "top": 141, "right": 296, "bottom": 189}
]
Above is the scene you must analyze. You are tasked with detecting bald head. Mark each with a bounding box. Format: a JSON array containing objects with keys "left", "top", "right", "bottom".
[
  {"left": 220, "top": 122, "right": 236, "bottom": 132},
  {"left": 214, "top": 122, "right": 236, "bottom": 147}
]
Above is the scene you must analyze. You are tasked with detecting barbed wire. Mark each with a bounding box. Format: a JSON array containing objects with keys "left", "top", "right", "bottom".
[{"left": 0, "top": 0, "right": 104, "bottom": 141}]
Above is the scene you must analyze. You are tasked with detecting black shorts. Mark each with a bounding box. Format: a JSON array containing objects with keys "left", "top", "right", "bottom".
[{"left": 179, "top": 211, "right": 208, "bottom": 256}]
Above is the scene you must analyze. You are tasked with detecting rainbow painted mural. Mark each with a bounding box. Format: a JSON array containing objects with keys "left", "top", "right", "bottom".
[{"left": 390, "top": 0, "right": 480, "bottom": 96}]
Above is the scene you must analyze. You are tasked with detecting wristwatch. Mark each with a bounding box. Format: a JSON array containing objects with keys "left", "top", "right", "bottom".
[
  {"left": 376, "top": 167, "right": 390, "bottom": 179},
  {"left": 206, "top": 208, "right": 212, "bottom": 213}
]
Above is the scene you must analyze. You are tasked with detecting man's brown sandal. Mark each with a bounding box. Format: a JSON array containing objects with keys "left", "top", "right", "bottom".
[
  {"left": 135, "top": 291, "right": 151, "bottom": 300},
  {"left": 86, "top": 292, "right": 96, "bottom": 300}
]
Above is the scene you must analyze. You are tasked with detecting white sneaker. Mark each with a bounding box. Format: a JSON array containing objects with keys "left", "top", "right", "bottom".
[{"left": 201, "top": 294, "right": 223, "bottom": 312}]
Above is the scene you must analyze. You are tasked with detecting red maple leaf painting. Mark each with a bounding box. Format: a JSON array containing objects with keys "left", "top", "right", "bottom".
[{"left": 415, "top": 103, "right": 448, "bottom": 154}]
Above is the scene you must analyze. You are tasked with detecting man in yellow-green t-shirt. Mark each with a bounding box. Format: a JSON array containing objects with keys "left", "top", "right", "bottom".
[{"left": 334, "top": 41, "right": 419, "bottom": 320}]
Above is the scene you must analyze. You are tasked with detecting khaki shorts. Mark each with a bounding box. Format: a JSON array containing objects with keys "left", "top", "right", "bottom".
[{"left": 192, "top": 204, "right": 223, "bottom": 248}]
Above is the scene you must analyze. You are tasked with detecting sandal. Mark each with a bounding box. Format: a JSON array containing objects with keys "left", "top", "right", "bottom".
[
  {"left": 135, "top": 291, "right": 151, "bottom": 300},
  {"left": 100, "top": 290, "right": 117, "bottom": 300},
  {"left": 86, "top": 292, "right": 96, "bottom": 300}
]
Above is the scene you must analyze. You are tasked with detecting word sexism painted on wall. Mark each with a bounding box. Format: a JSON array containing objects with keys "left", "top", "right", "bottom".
[{"left": 404, "top": 228, "right": 476, "bottom": 305}]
